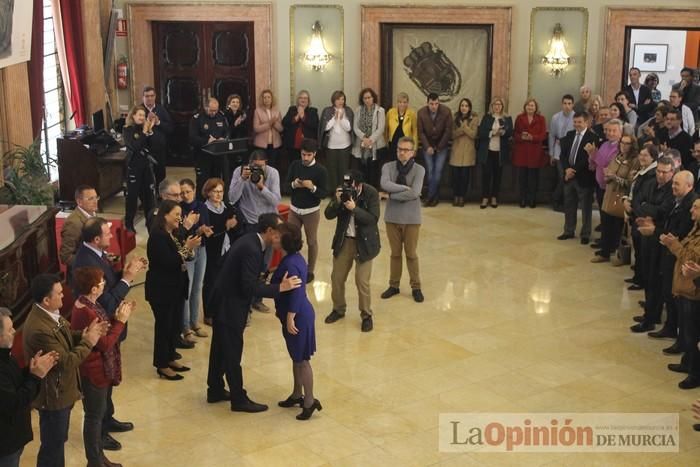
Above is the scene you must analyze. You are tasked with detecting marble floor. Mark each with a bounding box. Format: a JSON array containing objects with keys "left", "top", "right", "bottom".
[{"left": 20, "top": 167, "right": 700, "bottom": 466}]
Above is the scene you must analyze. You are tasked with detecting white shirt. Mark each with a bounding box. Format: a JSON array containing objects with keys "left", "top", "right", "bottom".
[
  {"left": 83, "top": 242, "right": 131, "bottom": 287},
  {"left": 77, "top": 206, "right": 95, "bottom": 219},
  {"left": 325, "top": 113, "right": 352, "bottom": 149},
  {"left": 488, "top": 118, "right": 501, "bottom": 152},
  {"left": 548, "top": 111, "right": 575, "bottom": 160},
  {"left": 36, "top": 303, "right": 61, "bottom": 324},
  {"left": 256, "top": 233, "right": 266, "bottom": 252}
]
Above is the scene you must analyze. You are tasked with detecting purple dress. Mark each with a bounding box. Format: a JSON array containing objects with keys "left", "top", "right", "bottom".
[{"left": 271, "top": 252, "right": 316, "bottom": 362}]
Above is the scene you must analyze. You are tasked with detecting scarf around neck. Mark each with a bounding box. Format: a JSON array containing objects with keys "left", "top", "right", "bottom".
[{"left": 396, "top": 158, "right": 415, "bottom": 186}]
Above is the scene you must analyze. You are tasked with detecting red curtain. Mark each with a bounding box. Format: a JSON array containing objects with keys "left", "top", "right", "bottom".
[
  {"left": 58, "top": 0, "right": 87, "bottom": 126},
  {"left": 27, "top": 0, "right": 44, "bottom": 139}
]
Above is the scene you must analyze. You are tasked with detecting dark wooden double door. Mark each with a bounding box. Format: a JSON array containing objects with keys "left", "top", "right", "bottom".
[{"left": 152, "top": 21, "right": 255, "bottom": 165}]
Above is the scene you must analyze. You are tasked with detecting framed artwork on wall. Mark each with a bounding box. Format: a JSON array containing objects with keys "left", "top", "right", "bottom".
[
  {"left": 632, "top": 43, "right": 668, "bottom": 72},
  {"left": 290, "top": 4, "right": 343, "bottom": 105},
  {"left": 379, "top": 24, "right": 492, "bottom": 114}
]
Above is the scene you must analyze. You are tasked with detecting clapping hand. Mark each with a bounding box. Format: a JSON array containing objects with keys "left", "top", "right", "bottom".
[
  {"left": 29, "top": 350, "right": 59, "bottom": 379},
  {"left": 185, "top": 234, "right": 202, "bottom": 250},
  {"left": 584, "top": 142, "right": 596, "bottom": 155},
  {"left": 659, "top": 233, "right": 678, "bottom": 247},
  {"left": 279, "top": 272, "right": 302, "bottom": 292},
  {"left": 225, "top": 215, "right": 238, "bottom": 231},
  {"left": 82, "top": 318, "right": 109, "bottom": 347},
  {"left": 681, "top": 261, "right": 700, "bottom": 280},
  {"left": 115, "top": 300, "right": 135, "bottom": 323},
  {"left": 636, "top": 217, "right": 656, "bottom": 236},
  {"left": 198, "top": 225, "right": 215, "bottom": 237},
  {"left": 123, "top": 256, "right": 147, "bottom": 282},
  {"left": 183, "top": 211, "right": 200, "bottom": 230}
]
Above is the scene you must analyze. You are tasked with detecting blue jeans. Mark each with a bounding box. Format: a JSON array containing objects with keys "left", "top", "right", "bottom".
[
  {"left": 0, "top": 448, "right": 23, "bottom": 467},
  {"left": 184, "top": 246, "right": 207, "bottom": 331},
  {"left": 38, "top": 406, "right": 72, "bottom": 467},
  {"left": 423, "top": 148, "right": 448, "bottom": 199}
]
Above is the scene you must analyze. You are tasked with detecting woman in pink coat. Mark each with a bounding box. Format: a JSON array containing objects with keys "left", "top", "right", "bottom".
[
  {"left": 253, "top": 89, "right": 284, "bottom": 167},
  {"left": 512, "top": 98, "right": 547, "bottom": 208}
]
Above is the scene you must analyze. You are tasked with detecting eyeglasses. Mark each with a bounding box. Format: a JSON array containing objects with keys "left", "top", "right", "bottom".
[
  {"left": 84, "top": 196, "right": 100, "bottom": 202},
  {"left": 210, "top": 189, "right": 224, "bottom": 194},
  {"left": 656, "top": 169, "right": 673, "bottom": 175},
  {"left": 166, "top": 192, "right": 181, "bottom": 197},
  {"left": 397, "top": 147, "right": 413, "bottom": 153}
]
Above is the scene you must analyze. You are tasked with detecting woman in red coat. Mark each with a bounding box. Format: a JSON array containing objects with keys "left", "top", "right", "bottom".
[
  {"left": 512, "top": 98, "right": 547, "bottom": 208},
  {"left": 71, "top": 267, "right": 134, "bottom": 467}
]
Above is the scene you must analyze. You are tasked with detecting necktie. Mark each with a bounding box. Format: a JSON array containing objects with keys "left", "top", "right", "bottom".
[{"left": 569, "top": 133, "right": 581, "bottom": 166}]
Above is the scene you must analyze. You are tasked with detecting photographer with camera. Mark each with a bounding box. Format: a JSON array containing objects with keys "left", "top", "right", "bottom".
[
  {"left": 123, "top": 105, "right": 157, "bottom": 232},
  {"left": 287, "top": 138, "right": 328, "bottom": 283},
  {"left": 189, "top": 97, "right": 230, "bottom": 199},
  {"left": 228, "top": 150, "right": 281, "bottom": 313},
  {"left": 324, "top": 170, "right": 380, "bottom": 332}
]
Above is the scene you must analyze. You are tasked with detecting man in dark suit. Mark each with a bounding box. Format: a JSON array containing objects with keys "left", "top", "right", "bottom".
[
  {"left": 72, "top": 217, "right": 147, "bottom": 450},
  {"left": 624, "top": 67, "right": 654, "bottom": 123},
  {"left": 557, "top": 111, "right": 600, "bottom": 244},
  {"left": 659, "top": 109, "right": 694, "bottom": 167},
  {"left": 688, "top": 141, "right": 700, "bottom": 194},
  {"left": 206, "top": 213, "right": 302, "bottom": 412},
  {"left": 142, "top": 85, "right": 173, "bottom": 189}
]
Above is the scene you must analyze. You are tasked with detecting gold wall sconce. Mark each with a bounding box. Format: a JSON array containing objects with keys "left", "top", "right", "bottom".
[
  {"left": 542, "top": 23, "right": 572, "bottom": 78},
  {"left": 303, "top": 21, "right": 332, "bottom": 71}
]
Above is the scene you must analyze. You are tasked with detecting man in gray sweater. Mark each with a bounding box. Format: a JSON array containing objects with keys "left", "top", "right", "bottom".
[{"left": 379, "top": 136, "right": 425, "bottom": 303}]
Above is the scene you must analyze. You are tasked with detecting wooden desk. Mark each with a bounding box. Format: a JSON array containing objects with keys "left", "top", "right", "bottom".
[{"left": 57, "top": 138, "right": 127, "bottom": 208}]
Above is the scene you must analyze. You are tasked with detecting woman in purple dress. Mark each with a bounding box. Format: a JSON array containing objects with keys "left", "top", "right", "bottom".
[{"left": 271, "top": 223, "right": 321, "bottom": 420}]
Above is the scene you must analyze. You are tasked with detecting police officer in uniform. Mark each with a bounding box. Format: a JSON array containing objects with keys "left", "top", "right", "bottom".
[
  {"left": 189, "top": 97, "right": 229, "bottom": 198},
  {"left": 123, "top": 105, "right": 156, "bottom": 232}
]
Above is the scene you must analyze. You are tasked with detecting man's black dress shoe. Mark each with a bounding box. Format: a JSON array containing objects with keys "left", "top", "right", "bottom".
[
  {"left": 173, "top": 352, "right": 182, "bottom": 360},
  {"left": 324, "top": 310, "right": 344, "bottom": 324},
  {"left": 633, "top": 315, "right": 645, "bottom": 323},
  {"left": 648, "top": 328, "right": 677, "bottom": 339},
  {"left": 662, "top": 343, "right": 684, "bottom": 355},
  {"left": 412, "top": 289, "right": 424, "bottom": 303},
  {"left": 580, "top": 237, "right": 590, "bottom": 245},
  {"left": 207, "top": 389, "right": 231, "bottom": 403},
  {"left": 638, "top": 300, "right": 645, "bottom": 308},
  {"left": 231, "top": 398, "right": 268, "bottom": 413},
  {"left": 678, "top": 376, "right": 700, "bottom": 390},
  {"left": 694, "top": 424, "right": 700, "bottom": 432},
  {"left": 106, "top": 418, "right": 134, "bottom": 433},
  {"left": 624, "top": 278, "right": 636, "bottom": 284},
  {"left": 380, "top": 287, "right": 400, "bottom": 299},
  {"left": 307, "top": 272, "right": 315, "bottom": 283},
  {"left": 590, "top": 242, "right": 601, "bottom": 249},
  {"left": 595, "top": 224, "right": 602, "bottom": 232},
  {"left": 176, "top": 337, "right": 194, "bottom": 349},
  {"left": 102, "top": 433, "right": 122, "bottom": 451},
  {"left": 627, "top": 284, "right": 644, "bottom": 291},
  {"left": 630, "top": 322, "right": 655, "bottom": 333},
  {"left": 668, "top": 363, "right": 689, "bottom": 373},
  {"left": 557, "top": 233, "right": 574, "bottom": 240},
  {"left": 361, "top": 316, "right": 373, "bottom": 332},
  {"left": 278, "top": 395, "right": 304, "bottom": 408}
]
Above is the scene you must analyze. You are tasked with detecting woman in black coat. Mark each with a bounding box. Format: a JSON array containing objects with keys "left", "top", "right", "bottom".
[
  {"left": 146, "top": 200, "right": 201, "bottom": 380},
  {"left": 282, "top": 90, "right": 320, "bottom": 162},
  {"left": 123, "top": 105, "right": 157, "bottom": 231}
]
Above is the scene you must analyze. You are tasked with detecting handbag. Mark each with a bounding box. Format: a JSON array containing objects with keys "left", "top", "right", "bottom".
[{"left": 602, "top": 184, "right": 626, "bottom": 218}]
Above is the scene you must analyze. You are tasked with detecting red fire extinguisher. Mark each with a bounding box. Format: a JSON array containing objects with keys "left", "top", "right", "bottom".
[{"left": 117, "top": 57, "right": 128, "bottom": 89}]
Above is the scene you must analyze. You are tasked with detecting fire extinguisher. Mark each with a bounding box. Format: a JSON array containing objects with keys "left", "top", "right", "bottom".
[{"left": 117, "top": 56, "right": 128, "bottom": 90}]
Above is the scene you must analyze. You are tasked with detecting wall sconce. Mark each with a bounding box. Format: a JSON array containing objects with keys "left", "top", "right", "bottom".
[
  {"left": 303, "top": 21, "right": 332, "bottom": 71},
  {"left": 542, "top": 23, "right": 572, "bottom": 78}
]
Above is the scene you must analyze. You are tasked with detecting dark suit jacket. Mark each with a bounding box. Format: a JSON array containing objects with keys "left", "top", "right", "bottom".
[
  {"left": 145, "top": 227, "right": 189, "bottom": 305},
  {"left": 417, "top": 104, "right": 453, "bottom": 152},
  {"left": 624, "top": 84, "right": 654, "bottom": 121},
  {"left": 633, "top": 178, "right": 674, "bottom": 238},
  {"left": 476, "top": 114, "right": 514, "bottom": 165},
  {"left": 686, "top": 160, "right": 700, "bottom": 194},
  {"left": 72, "top": 244, "right": 129, "bottom": 317},
  {"left": 560, "top": 128, "right": 600, "bottom": 187},
  {"left": 664, "top": 191, "right": 698, "bottom": 240},
  {"left": 210, "top": 232, "right": 280, "bottom": 328},
  {"left": 673, "top": 82, "right": 700, "bottom": 113}
]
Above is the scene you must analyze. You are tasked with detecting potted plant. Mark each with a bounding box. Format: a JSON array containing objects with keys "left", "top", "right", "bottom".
[{"left": 0, "top": 139, "right": 55, "bottom": 206}]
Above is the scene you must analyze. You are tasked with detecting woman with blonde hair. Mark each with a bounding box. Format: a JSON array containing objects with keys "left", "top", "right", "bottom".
[
  {"left": 282, "top": 90, "right": 319, "bottom": 164},
  {"left": 253, "top": 89, "right": 283, "bottom": 167},
  {"left": 123, "top": 104, "right": 156, "bottom": 232},
  {"left": 386, "top": 92, "right": 418, "bottom": 157},
  {"left": 477, "top": 97, "right": 513, "bottom": 208}
]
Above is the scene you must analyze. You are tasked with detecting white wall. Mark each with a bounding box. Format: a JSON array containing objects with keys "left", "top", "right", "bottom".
[
  {"left": 629, "top": 29, "right": 687, "bottom": 99},
  {"left": 111, "top": 0, "right": 700, "bottom": 116}
]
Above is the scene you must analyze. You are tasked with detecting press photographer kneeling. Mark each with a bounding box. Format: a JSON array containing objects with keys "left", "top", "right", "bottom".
[{"left": 324, "top": 170, "right": 380, "bottom": 332}]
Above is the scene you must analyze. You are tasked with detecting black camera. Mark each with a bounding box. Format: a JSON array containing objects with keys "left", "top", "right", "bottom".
[
  {"left": 340, "top": 174, "right": 357, "bottom": 203},
  {"left": 249, "top": 164, "right": 264, "bottom": 184},
  {"left": 498, "top": 118, "right": 505, "bottom": 128}
]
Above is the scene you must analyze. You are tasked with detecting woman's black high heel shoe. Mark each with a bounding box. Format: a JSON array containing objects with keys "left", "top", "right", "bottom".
[
  {"left": 296, "top": 399, "right": 322, "bottom": 420},
  {"left": 168, "top": 364, "right": 191, "bottom": 372},
  {"left": 278, "top": 395, "right": 304, "bottom": 408},
  {"left": 157, "top": 369, "right": 184, "bottom": 381}
]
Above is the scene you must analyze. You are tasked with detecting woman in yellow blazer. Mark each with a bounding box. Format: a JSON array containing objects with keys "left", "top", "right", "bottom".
[
  {"left": 385, "top": 92, "right": 418, "bottom": 160},
  {"left": 450, "top": 98, "right": 479, "bottom": 207}
]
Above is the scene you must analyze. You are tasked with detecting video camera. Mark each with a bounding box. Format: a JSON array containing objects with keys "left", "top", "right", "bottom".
[{"left": 340, "top": 174, "right": 357, "bottom": 203}]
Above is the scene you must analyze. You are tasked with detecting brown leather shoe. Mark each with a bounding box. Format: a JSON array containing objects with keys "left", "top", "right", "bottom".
[{"left": 101, "top": 455, "right": 123, "bottom": 467}]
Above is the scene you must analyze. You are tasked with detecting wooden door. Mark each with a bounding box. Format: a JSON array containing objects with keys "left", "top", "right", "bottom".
[{"left": 153, "top": 21, "right": 255, "bottom": 165}]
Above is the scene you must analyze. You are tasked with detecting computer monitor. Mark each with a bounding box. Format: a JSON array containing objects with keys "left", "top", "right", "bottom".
[{"left": 92, "top": 109, "right": 105, "bottom": 133}]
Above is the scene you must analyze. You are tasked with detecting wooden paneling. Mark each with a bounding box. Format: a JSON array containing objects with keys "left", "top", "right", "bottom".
[
  {"left": 80, "top": 0, "right": 106, "bottom": 120},
  {"left": 361, "top": 6, "right": 512, "bottom": 108},
  {"left": 0, "top": 63, "right": 33, "bottom": 148},
  {"left": 602, "top": 7, "right": 700, "bottom": 104},
  {"left": 126, "top": 3, "right": 272, "bottom": 107}
]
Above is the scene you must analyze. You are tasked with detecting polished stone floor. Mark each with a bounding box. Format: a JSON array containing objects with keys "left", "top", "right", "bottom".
[{"left": 20, "top": 168, "right": 700, "bottom": 466}]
